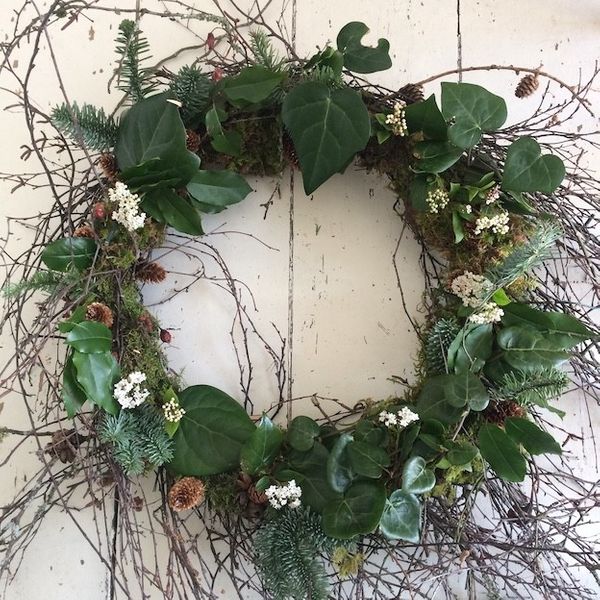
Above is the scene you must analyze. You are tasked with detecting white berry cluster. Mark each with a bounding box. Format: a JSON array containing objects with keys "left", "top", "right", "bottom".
[
  {"left": 485, "top": 185, "right": 501, "bottom": 205},
  {"left": 109, "top": 182, "right": 146, "bottom": 232},
  {"left": 114, "top": 371, "right": 149, "bottom": 409},
  {"left": 450, "top": 271, "right": 493, "bottom": 308},
  {"left": 163, "top": 396, "right": 186, "bottom": 423},
  {"left": 426, "top": 188, "right": 450, "bottom": 213},
  {"left": 469, "top": 302, "right": 504, "bottom": 324},
  {"left": 378, "top": 406, "right": 419, "bottom": 429},
  {"left": 265, "top": 479, "right": 302, "bottom": 510},
  {"left": 474, "top": 210, "right": 510, "bottom": 236},
  {"left": 385, "top": 101, "right": 408, "bottom": 136}
]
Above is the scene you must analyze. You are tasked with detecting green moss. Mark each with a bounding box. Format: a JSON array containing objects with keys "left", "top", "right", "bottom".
[
  {"left": 230, "top": 115, "right": 284, "bottom": 175},
  {"left": 204, "top": 472, "right": 241, "bottom": 514}
]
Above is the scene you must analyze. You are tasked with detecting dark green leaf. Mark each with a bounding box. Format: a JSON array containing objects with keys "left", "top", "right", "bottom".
[
  {"left": 441, "top": 82, "right": 507, "bottom": 148},
  {"left": 41, "top": 238, "right": 97, "bottom": 272},
  {"left": 447, "top": 323, "right": 493, "bottom": 373},
  {"left": 186, "top": 170, "right": 252, "bottom": 214},
  {"left": 336, "top": 22, "right": 392, "bottom": 74},
  {"left": 65, "top": 321, "right": 112, "bottom": 354},
  {"left": 354, "top": 420, "right": 388, "bottom": 447},
  {"left": 347, "top": 441, "right": 390, "bottom": 478},
  {"left": 326, "top": 433, "right": 355, "bottom": 493},
  {"left": 505, "top": 417, "right": 562, "bottom": 455},
  {"left": 170, "top": 385, "right": 256, "bottom": 476},
  {"left": 305, "top": 47, "right": 344, "bottom": 76},
  {"left": 413, "top": 141, "right": 464, "bottom": 173},
  {"left": 452, "top": 211, "right": 465, "bottom": 243},
  {"left": 62, "top": 352, "right": 87, "bottom": 418},
  {"left": 286, "top": 415, "right": 321, "bottom": 451},
  {"left": 222, "top": 66, "right": 284, "bottom": 104},
  {"left": 72, "top": 350, "right": 120, "bottom": 415},
  {"left": 379, "top": 490, "right": 421, "bottom": 542},
  {"left": 142, "top": 188, "right": 204, "bottom": 236},
  {"left": 497, "top": 326, "right": 570, "bottom": 370},
  {"left": 240, "top": 415, "right": 283, "bottom": 475},
  {"left": 502, "top": 137, "right": 565, "bottom": 193},
  {"left": 401, "top": 456, "right": 435, "bottom": 494},
  {"left": 58, "top": 305, "right": 87, "bottom": 333},
  {"left": 444, "top": 372, "right": 489, "bottom": 411},
  {"left": 408, "top": 174, "right": 432, "bottom": 211},
  {"left": 405, "top": 95, "right": 447, "bottom": 140},
  {"left": 205, "top": 106, "right": 243, "bottom": 156},
  {"left": 478, "top": 423, "right": 527, "bottom": 482},
  {"left": 447, "top": 441, "right": 478, "bottom": 466},
  {"left": 416, "top": 376, "right": 464, "bottom": 424},
  {"left": 281, "top": 82, "right": 370, "bottom": 194}
]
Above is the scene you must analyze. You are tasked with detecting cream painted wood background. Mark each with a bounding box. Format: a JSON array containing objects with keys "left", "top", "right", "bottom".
[{"left": 1, "top": 1, "right": 599, "bottom": 598}]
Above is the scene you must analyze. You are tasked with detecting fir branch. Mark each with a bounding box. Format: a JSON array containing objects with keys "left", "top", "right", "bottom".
[
  {"left": 424, "top": 317, "right": 460, "bottom": 375},
  {"left": 304, "top": 65, "right": 344, "bottom": 88},
  {"left": 2, "top": 270, "right": 70, "bottom": 298},
  {"left": 170, "top": 65, "right": 212, "bottom": 126},
  {"left": 250, "top": 30, "right": 284, "bottom": 71},
  {"left": 51, "top": 102, "right": 118, "bottom": 151}
]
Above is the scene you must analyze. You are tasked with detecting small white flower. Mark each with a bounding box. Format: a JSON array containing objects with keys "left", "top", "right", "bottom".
[
  {"left": 464, "top": 204, "right": 472, "bottom": 214},
  {"left": 385, "top": 101, "right": 409, "bottom": 137},
  {"left": 450, "top": 271, "right": 494, "bottom": 308},
  {"left": 379, "top": 408, "right": 419, "bottom": 429},
  {"left": 426, "top": 188, "right": 450, "bottom": 214},
  {"left": 474, "top": 210, "right": 510, "bottom": 236},
  {"left": 109, "top": 182, "right": 146, "bottom": 232},
  {"left": 469, "top": 302, "right": 504, "bottom": 324},
  {"left": 114, "top": 371, "right": 149, "bottom": 409},
  {"left": 163, "top": 396, "right": 186, "bottom": 423},
  {"left": 485, "top": 185, "right": 501, "bottom": 205},
  {"left": 265, "top": 479, "right": 302, "bottom": 510}
]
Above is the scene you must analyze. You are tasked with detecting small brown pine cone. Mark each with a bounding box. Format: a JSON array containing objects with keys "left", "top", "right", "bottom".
[
  {"left": 485, "top": 401, "right": 526, "bottom": 424},
  {"left": 186, "top": 129, "right": 201, "bottom": 153},
  {"left": 135, "top": 260, "right": 167, "bottom": 284},
  {"left": 98, "top": 153, "right": 119, "bottom": 183},
  {"left": 168, "top": 477, "right": 205, "bottom": 511},
  {"left": 282, "top": 132, "right": 300, "bottom": 169},
  {"left": 73, "top": 224, "right": 95, "bottom": 238},
  {"left": 248, "top": 484, "right": 268, "bottom": 505},
  {"left": 138, "top": 312, "right": 155, "bottom": 333},
  {"left": 131, "top": 496, "right": 144, "bottom": 512},
  {"left": 515, "top": 74, "right": 540, "bottom": 98},
  {"left": 236, "top": 472, "right": 252, "bottom": 491},
  {"left": 398, "top": 83, "right": 425, "bottom": 104},
  {"left": 85, "top": 302, "right": 114, "bottom": 328},
  {"left": 45, "top": 429, "right": 80, "bottom": 463}
]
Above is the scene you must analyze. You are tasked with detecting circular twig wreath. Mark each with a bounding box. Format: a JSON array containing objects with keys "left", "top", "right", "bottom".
[{"left": 1, "top": 4, "right": 599, "bottom": 600}]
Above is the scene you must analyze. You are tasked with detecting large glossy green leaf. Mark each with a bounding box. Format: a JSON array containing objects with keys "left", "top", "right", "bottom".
[
  {"left": 416, "top": 376, "right": 464, "bottom": 424},
  {"left": 327, "top": 433, "right": 355, "bottom": 493},
  {"left": 71, "top": 350, "right": 120, "bottom": 415},
  {"left": 142, "top": 188, "right": 204, "bottom": 236},
  {"left": 120, "top": 151, "right": 200, "bottom": 192},
  {"left": 379, "top": 490, "right": 421, "bottom": 542},
  {"left": 186, "top": 170, "right": 252, "bottom": 214},
  {"left": 444, "top": 372, "right": 489, "bottom": 411},
  {"left": 497, "top": 326, "right": 570, "bottom": 370},
  {"left": 205, "top": 105, "right": 242, "bottom": 156},
  {"left": 170, "top": 385, "right": 255, "bottom": 476},
  {"left": 401, "top": 456, "right": 435, "bottom": 494},
  {"left": 336, "top": 22, "right": 391, "bottom": 73},
  {"left": 502, "top": 137, "right": 565, "bottom": 193},
  {"left": 322, "top": 481, "right": 386, "bottom": 539},
  {"left": 347, "top": 440, "right": 390, "bottom": 479},
  {"left": 447, "top": 323, "right": 493, "bottom": 374},
  {"left": 222, "top": 66, "right": 284, "bottom": 104},
  {"left": 115, "top": 92, "right": 188, "bottom": 170},
  {"left": 286, "top": 415, "right": 321, "bottom": 451},
  {"left": 281, "top": 82, "right": 370, "bottom": 194},
  {"left": 478, "top": 423, "right": 527, "bottom": 482},
  {"left": 62, "top": 352, "right": 87, "bottom": 418},
  {"left": 505, "top": 417, "right": 562, "bottom": 456},
  {"left": 240, "top": 415, "right": 283, "bottom": 475},
  {"left": 65, "top": 321, "right": 112, "bottom": 354},
  {"left": 441, "top": 82, "right": 507, "bottom": 148},
  {"left": 413, "top": 141, "right": 464, "bottom": 173},
  {"left": 405, "top": 95, "right": 447, "bottom": 140},
  {"left": 41, "top": 238, "right": 97, "bottom": 272}
]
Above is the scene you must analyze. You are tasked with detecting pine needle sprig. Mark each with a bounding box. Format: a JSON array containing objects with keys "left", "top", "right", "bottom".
[
  {"left": 424, "top": 317, "right": 460, "bottom": 375},
  {"left": 2, "top": 270, "right": 73, "bottom": 299},
  {"left": 170, "top": 65, "right": 212, "bottom": 127},
  {"left": 51, "top": 103, "right": 118, "bottom": 151},
  {"left": 250, "top": 30, "right": 285, "bottom": 72}
]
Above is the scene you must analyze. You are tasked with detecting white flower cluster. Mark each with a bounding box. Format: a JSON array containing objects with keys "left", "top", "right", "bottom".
[
  {"left": 450, "top": 271, "right": 493, "bottom": 308},
  {"left": 474, "top": 210, "right": 510, "bottom": 236},
  {"left": 109, "top": 182, "right": 146, "bottom": 232},
  {"left": 378, "top": 407, "right": 419, "bottom": 429},
  {"left": 163, "top": 396, "right": 186, "bottom": 423},
  {"left": 469, "top": 302, "right": 504, "bottom": 324},
  {"left": 385, "top": 101, "right": 408, "bottom": 136},
  {"left": 426, "top": 188, "right": 450, "bottom": 213},
  {"left": 114, "top": 371, "right": 149, "bottom": 409},
  {"left": 265, "top": 479, "right": 302, "bottom": 510},
  {"left": 485, "top": 185, "right": 501, "bottom": 205}
]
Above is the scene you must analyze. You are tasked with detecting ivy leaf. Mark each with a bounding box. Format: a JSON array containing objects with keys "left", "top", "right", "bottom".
[
  {"left": 447, "top": 323, "right": 494, "bottom": 374},
  {"left": 502, "top": 137, "right": 565, "bottom": 193},
  {"left": 416, "top": 376, "right": 464, "bottom": 424},
  {"left": 444, "top": 372, "right": 489, "bottom": 411},
  {"left": 322, "top": 480, "right": 386, "bottom": 539},
  {"left": 205, "top": 106, "right": 242, "bottom": 156},
  {"left": 405, "top": 95, "right": 447, "bottom": 140},
  {"left": 505, "top": 417, "right": 562, "bottom": 456},
  {"left": 413, "top": 141, "right": 464, "bottom": 173},
  {"left": 65, "top": 321, "right": 112, "bottom": 354},
  {"left": 347, "top": 441, "right": 390, "bottom": 479},
  {"left": 478, "top": 423, "right": 527, "bottom": 482},
  {"left": 354, "top": 420, "right": 388, "bottom": 447},
  {"left": 286, "top": 415, "right": 321, "bottom": 452},
  {"left": 170, "top": 385, "right": 256, "bottom": 476},
  {"left": 336, "top": 22, "right": 392, "bottom": 74},
  {"left": 497, "top": 326, "right": 570, "bottom": 370},
  {"left": 441, "top": 82, "right": 507, "bottom": 148},
  {"left": 222, "top": 66, "right": 284, "bottom": 104},
  {"left": 401, "top": 456, "right": 436, "bottom": 494},
  {"left": 142, "top": 188, "right": 204, "bottom": 236},
  {"left": 41, "top": 238, "right": 97, "bottom": 272},
  {"left": 72, "top": 350, "right": 120, "bottom": 415},
  {"left": 120, "top": 151, "right": 200, "bottom": 192},
  {"left": 305, "top": 46, "right": 344, "bottom": 76},
  {"left": 186, "top": 170, "right": 252, "bottom": 214},
  {"left": 62, "top": 352, "right": 87, "bottom": 418},
  {"left": 57, "top": 305, "right": 87, "bottom": 333},
  {"left": 326, "top": 433, "right": 355, "bottom": 493},
  {"left": 281, "top": 82, "right": 370, "bottom": 194},
  {"left": 446, "top": 441, "right": 478, "bottom": 466},
  {"left": 240, "top": 415, "right": 283, "bottom": 475},
  {"left": 379, "top": 490, "right": 421, "bottom": 542}
]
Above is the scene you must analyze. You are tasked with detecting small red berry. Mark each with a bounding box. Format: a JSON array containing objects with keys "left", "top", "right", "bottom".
[
  {"left": 206, "top": 32, "right": 216, "bottom": 50},
  {"left": 160, "top": 329, "right": 172, "bottom": 343},
  {"left": 92, "top": 202, "right": 106, "bottom": 220},
  {"left": 212, "top": 67, "right": 224, "bottom": 82}
]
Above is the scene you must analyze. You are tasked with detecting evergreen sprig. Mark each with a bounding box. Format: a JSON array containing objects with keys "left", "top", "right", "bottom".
[
  {"left": 2, "top": 269, "right": 74, "bottom": 298},
  {"left": 170, "top": 65, "right": 212, "bottom": 126},
  {"left": 250, "top": 30, "right": 284, "bottom": 71},
  {"left": 51, "top": 103, "right": 118, "bottom": 151},
  {"left": 424, "top": 317, "right": 460, "bottom": 375}
]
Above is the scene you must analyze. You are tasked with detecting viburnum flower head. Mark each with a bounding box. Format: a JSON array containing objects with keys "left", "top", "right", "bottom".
[
  {"left": 114, "top": 371, "right": 149, "bottom": 409},
  {"left": 109, "top": 182, "right": 146, "bottom": 232},
  {"left": 265, "top": 479, "right": 302, "bottom": 510},
  {"left": 379, "top": 407, "right": 419, "bottom": 429},
  {"left": 469, "top": 302, "right": 504, "bottom": 324},
  {"left": 385, "top": 101, "right": 409, "bottom": 137},
  {"left": 450, "top": 271, "right": 494, "bottom": 308}
]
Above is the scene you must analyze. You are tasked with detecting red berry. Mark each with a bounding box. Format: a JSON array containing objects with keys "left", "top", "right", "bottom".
[
  {"left": 206, "top": 32, "right": 216, "bottom": 50},
  {"left": 160, "top": 329, "right": 172, "bottom": 343},
  {"left": 212, "top": 67, "right": 224, "bottom": 82},
  {"left": 92, "top": 202, "right": 106, "bottom": 220}
]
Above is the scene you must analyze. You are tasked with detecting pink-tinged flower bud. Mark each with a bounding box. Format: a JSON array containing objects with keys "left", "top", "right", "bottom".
[
  {"left": 206, "top": 32, "right": 216, "bottom": 50},
  {"left": 212, "top": 67, "right": 224, "bottom": 82},
  {"left": 92, "top": 202, "right": 106, "bottom": 220},
  {"left": 160, "top": 329, "right": 172, "bottom": 343}
]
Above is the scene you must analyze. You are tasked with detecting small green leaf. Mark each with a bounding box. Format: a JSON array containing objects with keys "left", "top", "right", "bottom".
[
  {"left": 222, "top": 66, "right": 284, "bottom": 104},
  {"left": 405, "top": 95, "right": 447, "bottom": 140},
  {"left": 379, "top": 490, "right": 421, "bottom": 542},
  {"left": 72, "top": 350, "right": 120, "bottom": 415},
  {"left": 186, "top": 170, "right": 252, "bottom": 214},
  {"left": 347, "top": 440, "right": 390, "bottom": 478},
  {"left": 478, "top": 423, "right": 527, "bottom": 482},
  {"left": 444, "top": 372, "right": 489, "bottom": 411},
  {"left": 505, "top": 417, "right": 562, "bottom": 456},
  {"left": 452, "top": 211, "right": 465, "bottom": 243},
  {"left": 41, "top": 238, "right": 97, "bottom": 272},
  {"left": 65, "top": 321, "right": 112, "bottom": 354},
  {"left": 447, "top": 323, "right": 494, "bottom": 374},
  {"left": 446, "top": 441, "right": 478, "bottom": 466},
  {"left": 62, "top": 352, "right": 87, "bottom": 418},
  {"left": 502, "top": 137, "right": 565, "bottom": 193},
  {"left": 336, "top": 22, "right": 391, "bottom": 74},
  {"left": 401, "top": 456, "right": 435, "bottom": 494},
  {"left": 240, "top": 415, "right": 283, "bottom": 475},
  {"left": 416, "top": 376, "right": 464, "bottom": 424},
  {"left": 413, "top": 141, "right": 464, "bottom": 173},
  {"left": 326, "top": 433, "right": 355, "bottom": 493},
  {"left": 58, "top": 305, "right": 87, "bottom": 333},
  {"left": 492, "top": 288, "right": 511, "bottom": 306},
  {"left": 354, "top": 420, "right": 388, "bottom": 447},
  {"left": 305, "top": 47, "right": 344, "bottom": 76},
  {"left": 142, "top": 188, "right": 204, "bottom": 236},
  {"left": 497, "top": 326, "right": 570, "bottom": 370},
  {"left": 205, "top": 106, "right": 242, "bottom": 156},
  {"left": 286, "top": 415, "right": 321, "bottom": 452}
]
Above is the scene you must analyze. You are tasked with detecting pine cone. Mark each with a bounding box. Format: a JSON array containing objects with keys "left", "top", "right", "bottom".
[
  {"left": 44, "top": 429, "right": 80, "bottom": 463},
  {"left": 515, "top": 74, "right": 540, "bottom": 98},
  {"left": 135, "top": 260, "right": 167, "bottom": 284},
  {"left": 138, "top": 312, "right": 155, "bottom": 333},
  {"left": 186, "top": 129, "right": 201, "bottom": 153},
  {"left": 168, "top": 477, "right": 205, "bottom": 511},
  {"left": 282, "top": 132, "right": 299, "bottom": 169},
  {"left": 131, "top": 496, "right": 144, "bottom": 512},
  {"left": 248, "top": 484, "right": 268, "bottom": 505},
  {"left": 85, "top": 302, "right": 114, "bottom": 328},
  {"left": 398, "top": 83, "right": 425, "bottom": 104},
  {"left": 73, "top": 224, "right": 94, "bottom": 238},
  {"left": 236, "top": 472, "right": 252, "bottom": 491},
  {"left": 485, "top": 401, "right": 526, "bottom": 424},
  {"left": 98, "top": 153, "right": 119, "bottom": 183}
]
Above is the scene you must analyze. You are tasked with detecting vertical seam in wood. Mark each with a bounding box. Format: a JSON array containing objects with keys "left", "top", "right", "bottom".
[{"left": 457, "top": 0, "right": 463, "bottom": 80}]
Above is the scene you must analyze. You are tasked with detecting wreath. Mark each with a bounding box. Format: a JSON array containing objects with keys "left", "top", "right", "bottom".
[{"left": 2, "top": 6, "right": 599, "bottom": 600}]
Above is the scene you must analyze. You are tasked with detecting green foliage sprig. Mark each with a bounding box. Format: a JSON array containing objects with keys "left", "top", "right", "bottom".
[{"left": 51, "top": 103, "right": 118, "bottom": 151}]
